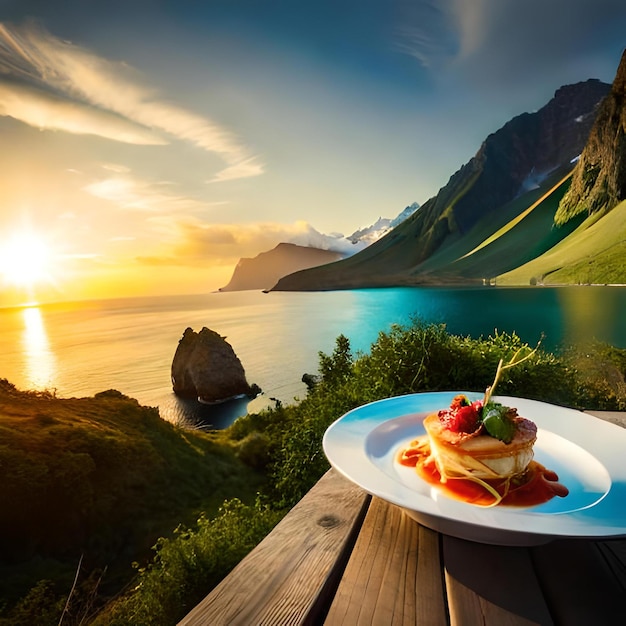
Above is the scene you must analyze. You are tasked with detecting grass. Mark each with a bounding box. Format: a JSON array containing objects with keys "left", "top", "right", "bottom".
[
  {"left": 414, "top": 168, "right": 582, "bottom": 281},
  {"left": 0, "top": 382, "right": 264, "bottom": 618},
  {"left": 498, "top": 199, "right": 626, "bottom": 285}
]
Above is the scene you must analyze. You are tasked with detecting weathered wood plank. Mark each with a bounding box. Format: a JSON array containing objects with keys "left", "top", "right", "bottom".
[
  {"left": 531, "top": 539, "right": 626, "bottom": 625},
  {"left": 325, "top": 498, "right": 447, "bottom": 626},
  {"left": 178, "top": 469, "right": 369, "bottom": 626},
  {"left": 443, "top": 536, "right": 553, "bottom": 626}
]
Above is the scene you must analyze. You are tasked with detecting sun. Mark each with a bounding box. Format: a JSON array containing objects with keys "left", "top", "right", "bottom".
[{"left": 0, "top": 230, "right": 55, "bottom": 288}]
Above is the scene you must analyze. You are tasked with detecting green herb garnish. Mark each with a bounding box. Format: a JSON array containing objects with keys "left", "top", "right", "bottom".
[
  {"left": 481, "top": 403, "right": 516, "bottom": 443},
  {"left": 480, "top": 341, "right": 541, "bottom": 442}
]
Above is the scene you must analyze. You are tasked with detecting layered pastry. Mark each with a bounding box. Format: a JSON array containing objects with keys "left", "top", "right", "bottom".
[
  {"left": 398, "top": 394, "right": 567, "bottom": 507},
  {"left": 422, "top": 398, "right": 537, "bottom": 481}
]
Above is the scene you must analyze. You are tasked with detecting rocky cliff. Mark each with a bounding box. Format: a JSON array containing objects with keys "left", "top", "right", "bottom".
[
  {"left": 272, "top": 79, "right": 610, "bottom": 291},
  {"left": 219, "top": 243, "right": 343, "bottom": 291},
  {"left": 171, "top": 327, "right": 259, "bottom": 403},
  {"left": 555, "top": 49, "right": 626, "bottom": 224}
]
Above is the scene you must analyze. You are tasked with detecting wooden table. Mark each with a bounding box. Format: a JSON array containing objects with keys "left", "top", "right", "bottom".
[{"left": 179, "top": 412, "right": 626, "bottom": 625}]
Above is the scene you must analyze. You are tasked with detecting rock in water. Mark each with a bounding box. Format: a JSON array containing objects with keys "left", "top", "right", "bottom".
[{"left": 171, "top": 327, "right": 260, "bottom": 404}]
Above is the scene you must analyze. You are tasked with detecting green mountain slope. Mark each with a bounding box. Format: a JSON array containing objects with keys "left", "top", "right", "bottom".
[
  {"left": 410, "top": 167, "right": 583, "bottom": 281},
  {"left": 497, "top": 198, "right": 626, "bottom": 285},
  {"left": 555, "top": 48, "right": 626, "bottom": 225},
  {"left": 271, "top": 79, "right": 610, "bottom": 292}
]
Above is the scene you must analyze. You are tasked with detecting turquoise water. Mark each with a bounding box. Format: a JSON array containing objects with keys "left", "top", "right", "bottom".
[{"left": 1, "top": 286, "right": 624, "bottom": 427}]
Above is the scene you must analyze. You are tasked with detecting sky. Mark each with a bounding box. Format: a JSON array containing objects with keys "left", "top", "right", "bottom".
[{"left": 0, "top": 0, "right": 625, "bottom": 306}]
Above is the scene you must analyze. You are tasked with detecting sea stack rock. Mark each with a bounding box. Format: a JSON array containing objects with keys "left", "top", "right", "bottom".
[{"left": 171, "top": 327, "right": 260, "bottom": 404}]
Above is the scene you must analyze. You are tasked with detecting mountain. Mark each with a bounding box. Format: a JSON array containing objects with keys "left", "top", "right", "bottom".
[
  {"left": 271, "top": 78, "right": 611, "bottom": 291},
  {"left": 219, "top": 204, "right": 420, "bottom": 292},
  {"left": 497, "top": 49, "right": 626, "bottom": 285},
  {"left": 555, "top": 48, "right": 626, "bottom": 225},
  {"left": 348, "top": 202, "right": 420, "bottom": 245},
  {"left": 218, "top": 243, "right": 343, "bottom": 291}
]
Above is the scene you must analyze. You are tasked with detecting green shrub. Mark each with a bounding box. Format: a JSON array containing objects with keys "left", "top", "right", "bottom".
[
  {"left": 93, "top": 499, "right": 282, "bottom": 626},
  {"left": 0, "top": 580, "right": 63, "bottom": 626},
  {"left": 236, "top": 432, "right": 271, "bottom": 469}
]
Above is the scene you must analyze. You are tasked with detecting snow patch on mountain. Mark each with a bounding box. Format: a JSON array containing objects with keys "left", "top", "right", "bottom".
[
  {"left": 284, "top": 202, "right": 420, "bottom": 256},
  {"left": 347, "top": 202, "right": 420, "bottom": 246}
]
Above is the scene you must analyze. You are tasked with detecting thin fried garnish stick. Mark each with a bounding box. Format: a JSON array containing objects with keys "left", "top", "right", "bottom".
[{"left": 483, "top": 341, "right": 540, "bottom": 407}]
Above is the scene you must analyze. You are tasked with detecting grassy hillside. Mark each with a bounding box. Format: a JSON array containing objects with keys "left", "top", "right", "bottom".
[
  {"left": 0, "top": 381, "right": 264, "bottom": 611},
  {"left": 271, "top": 165, "right": 599, "bottom": 289},
  {"left": 413, "top": 165, "right": 626, "bottom": 286},
  {"left": 498, "top": 199, "right": 626, "bottom": 285},
  {"left": 411, "top": 167, "right": 578, "bottom": 280}
]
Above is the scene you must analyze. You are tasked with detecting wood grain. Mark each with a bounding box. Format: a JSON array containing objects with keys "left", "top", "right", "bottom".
[
  {"left": 585, "top": 409, "right": 626, "bottom": 430},
  {"left": 177, "top": 469, "right": 369, "bottom": 626},
  {"left": 325, "top": 498, "right": 447, "bottom": 625},
  {"left": 443, "top": 536, "right": 553, "bottom": 626},
  {"left": 531, "top": 538, "right": 626, "bottom": 625}
]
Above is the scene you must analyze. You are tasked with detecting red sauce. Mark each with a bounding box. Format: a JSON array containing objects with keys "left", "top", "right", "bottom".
[{"left": 398, "top": 441, "right": 569, "bottom": 507}]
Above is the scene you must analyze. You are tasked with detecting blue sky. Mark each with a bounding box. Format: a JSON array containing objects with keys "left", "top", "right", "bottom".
[{"left": 0, "top": 0, "right": 625, "bottom": 303}]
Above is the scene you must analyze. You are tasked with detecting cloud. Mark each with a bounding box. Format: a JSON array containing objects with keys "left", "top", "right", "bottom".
[
  {"left": 446, "top": 0, "right": 626, "bottom": 85},
  {"left": 0, "top": 20, "right": 263, "bottom": 180},
  {"left": 82, "top": 167, "right": 224, "bottom": 213},
  {"left": 393, "top": 1, "right": 459, "bottom": 68},
  {"left": 208, "top": 157, "right": 266, "bottom": 183},
  {"left": 0, "top": 79, "right": 167, "bottom": 144},
  {"left": 449, "top": 0, "right": 489, "bottom": 59},
  {"left": 394, "top": 0, "right": 626, "bottom": 94},
  {"left": 138, "top": 218, "right": 364, "bottom": 267},
  {"left": 287, "top": 222, "right": 366, "bottom": 255}
]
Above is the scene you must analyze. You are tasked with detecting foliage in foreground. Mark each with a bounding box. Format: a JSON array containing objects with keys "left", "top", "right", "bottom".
[
  {"left": 3, "top": 321, "right": 625, "bottom": 625},
  {"left": 0, "top": 384, "right": 264, "bottom": 625},
  {"left": 108, "top": 322, "right": 625, "bottom": 625},
  {"left": 90, "top": 499, "right": 282, "bottom": 626}
]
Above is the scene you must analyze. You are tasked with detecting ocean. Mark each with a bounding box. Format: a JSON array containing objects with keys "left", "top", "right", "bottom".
[{"left": 2, "top": 286, "right": 625, "bottom": 428}]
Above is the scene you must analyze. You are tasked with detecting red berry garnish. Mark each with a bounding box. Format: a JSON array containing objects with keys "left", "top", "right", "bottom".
[
  {"left": 454, "top": 405, "right": 480, "bottom": 432},
  {"left": 438, "top": 400, "right": 481, "bottom": 433}
]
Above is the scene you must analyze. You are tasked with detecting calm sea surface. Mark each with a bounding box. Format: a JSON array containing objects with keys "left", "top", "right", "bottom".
[{"left": 1, "top": 286, "right": 625, "bottom": 428}]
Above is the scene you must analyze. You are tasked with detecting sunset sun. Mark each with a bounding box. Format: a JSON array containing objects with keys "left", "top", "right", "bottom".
[{"left": 0, "top": 231, "right": 55, "bottom": 289}]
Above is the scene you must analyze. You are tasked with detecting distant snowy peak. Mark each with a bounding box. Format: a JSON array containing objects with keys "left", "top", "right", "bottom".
[
  {"left": 348, "top": 202, "right": 420, "bottom": 245},
  {"left": 389, "top": 201, "right": 420, "bottom": 228},
  {"left": 347, "top": 216, "right": 392, "bottom": 245}
]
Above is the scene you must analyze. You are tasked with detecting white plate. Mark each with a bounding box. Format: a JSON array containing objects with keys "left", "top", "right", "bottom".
[{"left": 323, "top": 392, "right": 626, "bottom": 546}]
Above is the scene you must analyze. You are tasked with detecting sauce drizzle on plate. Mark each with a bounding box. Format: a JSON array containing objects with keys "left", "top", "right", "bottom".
[{"left": 398, "top": 438, "right": 569, "bottom": 507}]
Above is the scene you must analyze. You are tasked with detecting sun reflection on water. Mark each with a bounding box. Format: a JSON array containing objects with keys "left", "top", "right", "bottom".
[
  {"left": 21, "top": 306, "right": 57, "bottom": 390},
  {"left": 556, "top": 287, "right": 621, "bottom": 348}
]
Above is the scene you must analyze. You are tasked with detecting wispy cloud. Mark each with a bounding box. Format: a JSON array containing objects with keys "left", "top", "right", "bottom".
[
  {"left": 83, "top": 167, "right": 221, "bottom": 213},
  {"left": 393, "top": 0, "right": 459, "bottom": 68},
  {"left": 208, "top": 157, "right": 265, "bottom": 183},
  {"left": 0, "top": 79, "right": 167, "bottom": 144},
  {"left": 449, "top": 0, "right": 489, "bottom": 60},
  {"left": 439, "top": 0, "right": 626, "bottom": 85},
  {"left": 0, "top": 20, "right": 263, "bottom": 180}
]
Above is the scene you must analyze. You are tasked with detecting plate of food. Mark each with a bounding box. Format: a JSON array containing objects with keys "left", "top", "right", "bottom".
[{"left": 323, "top": 390, "right": 626, "bottom": 545}]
